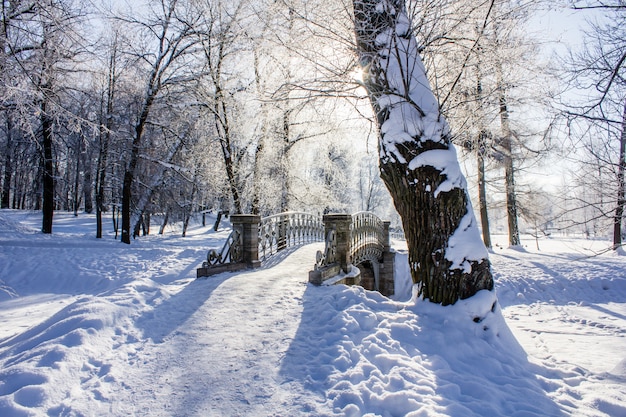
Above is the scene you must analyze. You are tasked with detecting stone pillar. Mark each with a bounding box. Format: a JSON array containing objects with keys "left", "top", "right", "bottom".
[
  {"left": 323, "top": 213, "right": 352, "bottom": 273},
  {"left": 380, "top": 221, "right": 394, "bottom": 296},
  {"left": 382, "top": 221, "right": 391, "bottom": 251},
  {"left": 231, "top": 214, "right": 261, "bottom": 269},
  {"left": 380, "top": 250, "right": 395, "bottom": 297}
]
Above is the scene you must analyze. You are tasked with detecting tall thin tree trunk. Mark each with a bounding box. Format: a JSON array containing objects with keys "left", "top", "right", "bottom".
[
  {"left": 73, "top": 136, "right": 81, "bottom": 216},
  {"left": 41, "top": 102, "right": 54, "bottom": 234},
  {"left": 121, "top": 110, "right": 149, "bottom": 244},
  {"left": 130, "top": 136, "right": 184, "bottom": 235},
  {"left": 280, "top": 110, "right": 291, "bottom": 212},
  {"left": 96, "top": 34, "right": 117, "bottom": 238},
  {"left": 122, "top": 68, "right": 157, "bottom": 244},
  {"left": 475, "top": 69, "right": 491, "bottom": 248},
  {"left": 613, "top": 101, "right": 626, "bottom": 249},
  {"left": 251, "top": 49, "right": 266, "bottom": 215},
  {"left": 82, "top": 138, "right": 93, "bottom": 214},
  {"left": 214, "top": 84, "right": 243, "bottom": 214},
  {"left": 477, "top": 137, "right": 491, "bottom": 248},
  {"left": 496, "top": 67, "right": 520, "bottom": 246},
  {"left": 95, "top": 120, "right": 110, "bottom": 238},
  {"left": 2, "top": 112, "right": 13, "bottom": 209},
  {"left": 352, "top": 0, "right": 492, "bottom": 305}
]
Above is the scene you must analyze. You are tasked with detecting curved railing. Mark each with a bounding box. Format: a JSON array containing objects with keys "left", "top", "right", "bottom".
[
  {"left": 350, "top": 212, "right": 386, "bottom": 266},
  {"left": 313, "top": 211, "right": 389, "bottom": 271},
  {"left": 202, "top": 229, "right": 242, "bottom": 268}
]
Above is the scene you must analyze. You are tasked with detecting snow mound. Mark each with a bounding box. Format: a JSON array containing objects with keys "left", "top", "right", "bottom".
[{"left": 282, "top": 284, "right": 560, "bottom": 416}]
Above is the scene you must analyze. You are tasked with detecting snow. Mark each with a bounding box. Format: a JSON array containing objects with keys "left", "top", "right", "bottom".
[
  {"left": 445, "top": 206, "right": 489, "bottom": 273},
  {"left": 1, "top": 210, "right": 626, "bottom": 416}
]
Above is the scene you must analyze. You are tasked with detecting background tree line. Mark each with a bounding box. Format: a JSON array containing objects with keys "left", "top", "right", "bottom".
[{"left": 0, "top": 0, "right": 624, "bottom": 250}]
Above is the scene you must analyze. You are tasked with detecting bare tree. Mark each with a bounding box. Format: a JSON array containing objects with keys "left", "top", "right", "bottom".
[
  {"left": 94, "top": 30, "right": 119, "bottom": 238},
  {"left": 114, "top": 0, "right": 204, "bottom": 244},
  {"left": 1, "top": 0, "right": 89, "bottom": 233},
  {"left": 562, "top": 2, "right": 626, "bottom": 249}
]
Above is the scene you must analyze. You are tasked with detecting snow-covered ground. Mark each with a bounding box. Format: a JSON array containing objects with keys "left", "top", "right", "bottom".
[{"left": 0, "top": 210, "right": 625, "bottom": 416}]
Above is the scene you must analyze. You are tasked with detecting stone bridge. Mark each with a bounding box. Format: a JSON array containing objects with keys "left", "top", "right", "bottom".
[{"left": 196, "top": 211, "right": 395, "bottom": 296}]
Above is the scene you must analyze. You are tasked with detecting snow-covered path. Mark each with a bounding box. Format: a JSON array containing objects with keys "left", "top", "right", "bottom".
[{"left": 109, "top": 244, "right": 325, "bottom": 416}]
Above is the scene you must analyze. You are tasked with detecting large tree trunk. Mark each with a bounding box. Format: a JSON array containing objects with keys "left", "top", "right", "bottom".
[
  {"left": 352, "top": 0, "right": 493, "bottom": 305},
  {"left": 613, "top": 101, "right": 626, "bottom": 249}
]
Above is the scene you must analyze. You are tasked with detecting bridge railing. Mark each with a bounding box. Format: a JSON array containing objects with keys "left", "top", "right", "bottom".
[
  {"left": 197, "top": 211, "right": 395, "bottom": 295},
  {"left": 350, "top": 211, "right": 388, "bottom": 267},
  {"left": 259, "top": 212, "right": 324, "bottom": 261},
  {"left": 197, "top": 212, "right": 324, "bottom": 278}
]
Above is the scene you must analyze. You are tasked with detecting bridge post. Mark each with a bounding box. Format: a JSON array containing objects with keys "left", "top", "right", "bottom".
[
  {"left": 323, "top": 213, "right": 352, "bottom": 273},
  {"left": 231, "top": 214, "right": 262, "bottom": 269},
  {"left": 382, "top": 221, "right": 391, "bottom": 251},
  {"left": 380, "top": 220, "right": 395, "bottom": 296}
]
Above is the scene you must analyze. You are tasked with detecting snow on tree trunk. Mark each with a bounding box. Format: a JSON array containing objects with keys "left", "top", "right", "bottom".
[{"left": 352, "top": 0, "right": 493, "bottom": 305}]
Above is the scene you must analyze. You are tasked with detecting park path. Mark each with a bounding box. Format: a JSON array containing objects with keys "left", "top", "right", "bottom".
[{"left": 98, "top": 243, "right": 328, "bottom": 417}]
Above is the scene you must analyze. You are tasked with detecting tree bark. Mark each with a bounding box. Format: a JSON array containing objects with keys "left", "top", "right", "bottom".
[
  {"left": 41, "top": 102, "right": 54, "bottom": 234},
  {"left": 613, "top": 101, "right": 626, "bottom": 249},
  {"left": 73, "top": 135, "right": 81, "bottom": 216},
  {"left": 352, "top": 0, "right": 493, "bottom": 305},
  {"left": 121, "top": 99, "right": 152, "bottom": 244},
  {"left": 477, "top": 133, "right": 492, "bottom": 248},
  {"left": 130, "top": 136, "right": 184, "bottom": 236}
]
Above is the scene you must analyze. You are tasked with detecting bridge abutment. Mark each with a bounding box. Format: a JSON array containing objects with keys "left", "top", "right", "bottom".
[{"left": 310, "top": 213, "right": 395, "bottom": 297}]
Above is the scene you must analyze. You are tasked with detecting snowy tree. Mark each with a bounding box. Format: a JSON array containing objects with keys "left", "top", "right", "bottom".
[
  {"left": 562, "top": 1, "right": 626, "bottom": 249},
  {"left": 1, "top": 0, "right": 89, "bottom": 233},
  {"left": 93, "top": 29, "right": 121, "bottom": 238},
  {"left": 352, "top": 0, "right": 493, "bottom": 305},
  {"left": 113, "top": 0, "right": 205, "bottom": 244}
]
